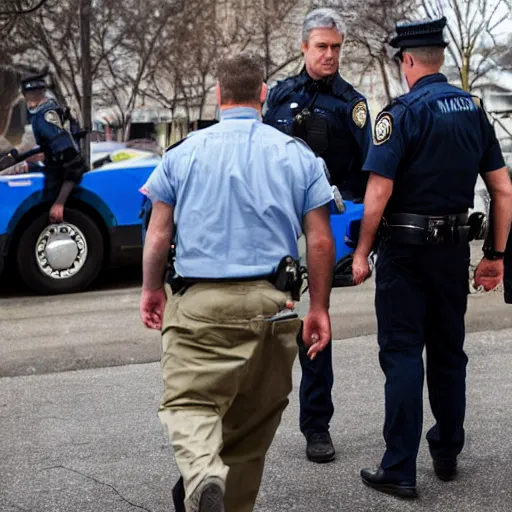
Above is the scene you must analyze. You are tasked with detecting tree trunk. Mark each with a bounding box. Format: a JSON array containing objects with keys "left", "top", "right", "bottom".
[
  {"left": 80, "top": 0, "right": 92, "bottom": 165},
  {"left": 0, "top": 67, "right": 20, "bottom": 139},
  {"left": 461, "top": 54, "right": 470, "bottom": 91},
  {"left": 378, "top": 57, "right": 392, "bottom": 104}
]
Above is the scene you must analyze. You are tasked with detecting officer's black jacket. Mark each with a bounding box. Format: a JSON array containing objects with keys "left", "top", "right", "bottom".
[{"left": 263, "top": 68, "right": 371, "bottom": 201}]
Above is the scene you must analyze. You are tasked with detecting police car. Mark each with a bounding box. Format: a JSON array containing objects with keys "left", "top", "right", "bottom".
[
  {"left": 0, "top": 143, "right": 160, "bottom": 294},
  {"left": 0, "top": 141, "right": 364, "bottom": 295}
]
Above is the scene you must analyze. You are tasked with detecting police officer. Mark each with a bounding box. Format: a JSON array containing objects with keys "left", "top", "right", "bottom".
[
  {"left": 263, "top": 6, "right": 372, "bottom": 464},
  {"left": 352, "top": 17, "right": 512, "bottom": 498},
  {"left": 140, "top": 53, "right": 335, "bottom": 512},
  {"left": 20, "top": 67, "right": 87, "bottom": 223}
]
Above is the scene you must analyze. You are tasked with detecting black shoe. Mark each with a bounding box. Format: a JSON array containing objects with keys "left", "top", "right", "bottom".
[
  {"left": 198, "top": 482, "right": 224, "bottom": 512},
  {"left": 306, "top": 431, "right": 335, "bottom": 463},
  {"left": 189, "top": 478, "right": 225, "bottom": 512},
  {"left": 360, "top": 466, "right": 418, "bottom": 499},
  {"left": 433, "top": 459, "right": 457, "bottom": 482}
]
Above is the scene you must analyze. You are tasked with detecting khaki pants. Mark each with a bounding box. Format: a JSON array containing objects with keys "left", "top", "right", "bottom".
[{"left": 158, "top": 280, "right": 300, "bottom": 512}]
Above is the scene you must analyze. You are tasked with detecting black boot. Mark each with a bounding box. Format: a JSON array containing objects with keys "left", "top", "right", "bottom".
[
  {"left": 433, "top": 458, "right": 457, "bottom": 481},
  {"left": 360, "top": 466, "right": 418, "bottom": 498},
  {"left": 306, "top": 431, "right": 335, "bottom": 463}
]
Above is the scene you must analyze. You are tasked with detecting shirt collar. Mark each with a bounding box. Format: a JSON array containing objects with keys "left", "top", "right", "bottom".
[
  {"left": 412, "top": 73, "right": 448, "bottom": 91},
  {"left": 220, "top": 106, "right": 260, "bottom": 121}
]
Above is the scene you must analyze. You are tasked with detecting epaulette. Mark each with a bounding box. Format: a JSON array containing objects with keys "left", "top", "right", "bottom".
[
  {"left": 332, "top": 75, "right": 361, "bottom": 102},
  {"left": 268, "top": 73, "right": 307, "bottom": 106}
]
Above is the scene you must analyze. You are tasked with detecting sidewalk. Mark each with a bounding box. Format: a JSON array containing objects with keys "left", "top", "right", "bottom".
[{"left": 1, "top": 329, "right": 512, "bottom": 512}]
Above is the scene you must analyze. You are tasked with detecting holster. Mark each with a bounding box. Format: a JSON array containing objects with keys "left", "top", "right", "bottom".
[{"left": 271, "top": 255, "right": 306, "bottom": 301}]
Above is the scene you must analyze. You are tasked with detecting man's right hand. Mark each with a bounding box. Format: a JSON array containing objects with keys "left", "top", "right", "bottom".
[
  {"left": 303, "top": 307, "right": 331, "bottom": 361},
  {"left": 140, "top": 287, "right": 167, "bottom": 330},
  {"left": 474, "top": 257, "right": 504, "bottom": 291}
]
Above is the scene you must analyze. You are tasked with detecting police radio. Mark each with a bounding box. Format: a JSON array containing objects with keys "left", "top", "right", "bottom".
[{"left": 290, "top": 99, "right": 329, "bottom": 156}]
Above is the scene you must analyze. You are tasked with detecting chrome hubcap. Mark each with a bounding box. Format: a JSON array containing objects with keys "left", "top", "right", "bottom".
[{"left": 35, "top": 223, "right": 88, "bottom": 279}]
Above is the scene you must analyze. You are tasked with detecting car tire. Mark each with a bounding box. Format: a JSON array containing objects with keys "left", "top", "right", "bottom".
[{"left": 16, "top": 208, "right": 104, "bottom": 295}]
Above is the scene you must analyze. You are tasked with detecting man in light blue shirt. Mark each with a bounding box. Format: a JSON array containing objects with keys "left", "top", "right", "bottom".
[{"left": 140, "top": 53, "right": 335, "bottom": 512}]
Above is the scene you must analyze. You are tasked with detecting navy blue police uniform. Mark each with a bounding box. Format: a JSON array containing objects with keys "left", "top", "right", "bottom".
[
  {"left": 21, "top": 70, "right": 87, "bottom": 198},
  {"left": 263, "top": 68, "right": 371, "bottom": 460},
  {"left": 264, "top": 68, "right": 371, "bottom": 201},
  {"left": 360, "top": 17, "right": 506, "bottom": 493}
]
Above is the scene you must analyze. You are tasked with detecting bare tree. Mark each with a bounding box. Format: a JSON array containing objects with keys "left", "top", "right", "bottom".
[
  {"left": 94, "top": 1, "right": 183, "bottom": 140},
  {"left": 422, "top": 0, "right": 512, "bottom": 91},
  {"left": 322, "top": 0, "right": 417, "bottom": 104},
  {"left": 0, "top": 0, "right": 49, "bottom": 34}
]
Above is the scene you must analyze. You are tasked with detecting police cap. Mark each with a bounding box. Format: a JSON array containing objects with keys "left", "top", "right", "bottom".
[
  {"left": 20, "top": 66, "right": 49, "bottom": 93},
  {"left": 389, "top": 16, "right": 448, "bottom": 56}
]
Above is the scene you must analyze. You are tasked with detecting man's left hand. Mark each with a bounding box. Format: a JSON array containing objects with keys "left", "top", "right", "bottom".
[
  {"left": 49, "top": 203, "right": 64, "bottom": 223},
  {"left": 474, "top": 257, "right": 504, "bottom": 291},
  {"left": 140, "top": 287, "right": 167, "bottom": 330},
  {"left": 352, "top": 251, "right": 370, "bottom": 285}
]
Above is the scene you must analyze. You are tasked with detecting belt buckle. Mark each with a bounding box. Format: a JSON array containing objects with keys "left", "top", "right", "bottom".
[{"left": 427, "top": 220, "right": 442, "bottom": 244}]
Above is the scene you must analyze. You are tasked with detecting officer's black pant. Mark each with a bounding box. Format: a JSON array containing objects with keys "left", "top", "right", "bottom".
[
  {"left": 375, "top": 240, "right": 470, "bottom": 483},
  {"left": 297, "top": 324, "right": 334, "bottom": 435}
]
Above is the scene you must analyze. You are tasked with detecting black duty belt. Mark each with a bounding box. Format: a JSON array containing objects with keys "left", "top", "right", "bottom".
[{"left": 382, "top": 212, "right": 470, "bottom": 245}]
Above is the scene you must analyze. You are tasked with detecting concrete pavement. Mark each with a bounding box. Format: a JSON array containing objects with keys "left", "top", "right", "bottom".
[
  {"left": 1, "top": 274, "right": 511, "bottom": 378},
  {"left": 1, "top": 328, "right": 512, "bottom": 511}
]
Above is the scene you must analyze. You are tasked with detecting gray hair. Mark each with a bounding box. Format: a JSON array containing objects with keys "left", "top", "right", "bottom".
[{"left": 302, "top": 8, "right": 347, "bottom": 43}]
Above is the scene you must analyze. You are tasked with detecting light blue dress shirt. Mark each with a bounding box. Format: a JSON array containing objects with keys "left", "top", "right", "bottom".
[{"left": 144, "top": 106, "right": 333, "bottom": 278}]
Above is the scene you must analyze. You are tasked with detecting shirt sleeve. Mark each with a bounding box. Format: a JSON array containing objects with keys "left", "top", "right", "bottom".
[
  {"left": 143, "top": 152, "right": 177, "bottom": 206},
  {"left": 303, "top": 156, "right": 334, "bottom": 215},
  {"left": 479, "top": 107, "right": 506, "bottom": 174},
  {"left": 362, "top": 106, "right": 407, "bottom": 181}
]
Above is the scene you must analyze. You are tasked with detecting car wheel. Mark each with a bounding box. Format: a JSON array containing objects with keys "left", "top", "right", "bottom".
[{"left": 16, "top": 208, "right": 104, "bottom": 295}]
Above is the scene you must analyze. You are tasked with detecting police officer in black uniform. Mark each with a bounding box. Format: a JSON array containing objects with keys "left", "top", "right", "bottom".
[
  {"left": 352, "top": 17, "right": 512, "bottom": 498},
  {"left": 263, "top": 7, "right": 372, "bottom": 464},
  {"left": 20, "top": 67, "right": 87, "bottom": 223}
]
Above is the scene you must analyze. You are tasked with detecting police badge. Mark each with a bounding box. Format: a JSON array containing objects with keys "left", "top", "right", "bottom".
[
  {"left": 44, "top": 110, "right": 63, "bottom": 129},
  {"left": 352, "top": 101, "right": 368, "bottom": 129},
  {"left": 374, "top": 113, "right": 393, "bottom": 145}
]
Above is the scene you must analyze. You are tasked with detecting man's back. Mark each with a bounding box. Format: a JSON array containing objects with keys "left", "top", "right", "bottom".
[
  {"left": 368, "top": 73, "right": 502, "bottom": 215},
  {"left": 144, "top": 106, "right": 333, "bottom": 278}
]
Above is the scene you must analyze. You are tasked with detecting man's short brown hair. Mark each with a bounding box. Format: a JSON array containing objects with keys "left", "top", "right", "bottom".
[{"left": 217, "top": 53, "right": 265, "bottom": 104}]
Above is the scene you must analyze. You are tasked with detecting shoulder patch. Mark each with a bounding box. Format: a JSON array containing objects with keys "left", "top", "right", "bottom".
[
  {"left": 352, "top": 100, "right": 368, "bottom": 129},
  {"left": 374, "top": 113, "right": 393, "bottom": 146},
  {"left": 44, "top": 110, "right": 62, "bottom": 128}
]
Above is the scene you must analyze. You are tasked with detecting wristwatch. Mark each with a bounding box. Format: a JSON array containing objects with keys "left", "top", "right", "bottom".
[{"left": 483, "top": 247, "right": 505, "bottom": 260}]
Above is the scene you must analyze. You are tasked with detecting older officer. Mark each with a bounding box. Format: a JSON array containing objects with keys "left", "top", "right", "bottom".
[
  {"left": 352, "top": 17, "right": 512, "bottom": 498},
  {"left": 263, "top": 6, "right": 371, "bottom": 464},
  {"left": 140, "top": 53, "right": 335, "bottom": 512},
  {"left": 20, "top": 68, "right": 87, "bottom": 223}
]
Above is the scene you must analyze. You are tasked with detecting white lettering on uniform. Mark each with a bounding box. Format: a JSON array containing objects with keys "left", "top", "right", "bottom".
[{"left": 436, "top": 97, "right": 476, "bottom": 114}]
